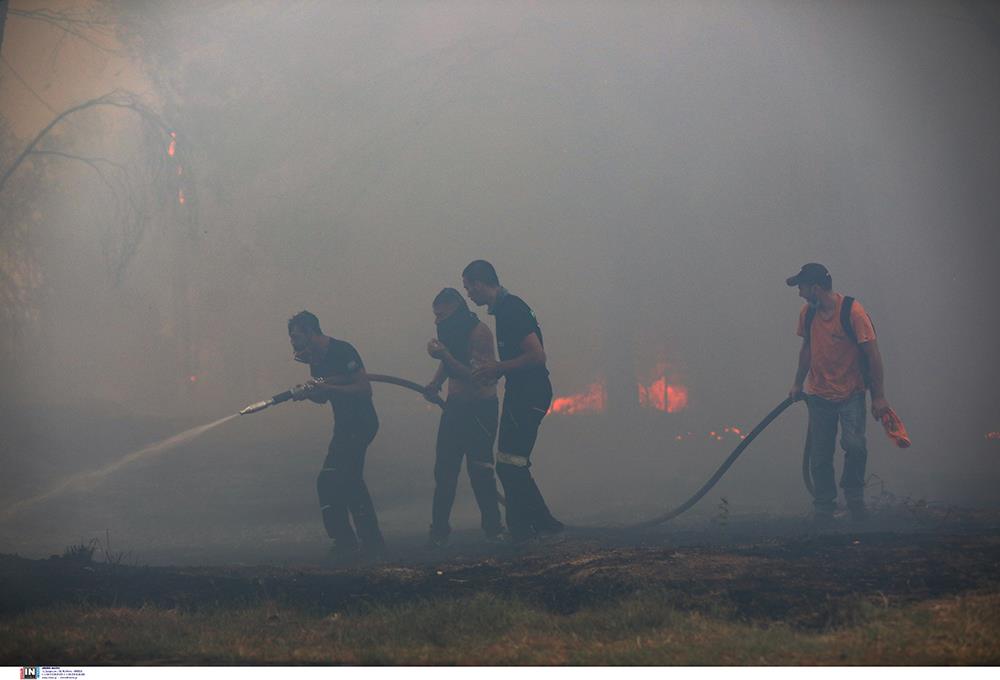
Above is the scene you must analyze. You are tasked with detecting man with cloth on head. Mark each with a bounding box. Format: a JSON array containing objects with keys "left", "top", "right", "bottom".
[
  {"left": 423, "top": 287, "right": 505, "bottom": 548},
  {"left": 462, "top": 260, "right": 564, "bottom": 542},
  {"left": 787, "top": 263, "right": 893, "bottom": 524}
]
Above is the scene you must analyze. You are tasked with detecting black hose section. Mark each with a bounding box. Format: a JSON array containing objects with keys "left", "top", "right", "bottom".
[
  {"left": 363, "top": 374, "right": 802, "bottom": 526},
  {"left": 271, "top": 390, "right": 293, "bottom": 404},
  {"left": 802, "top": 428, "right": 815, "bottom": 497},
  {"left": 368, "top": 374, "right": 445, "bottom": 409},
  {"left": 625, "top": 396, "right": 798, "bottom": 529}
]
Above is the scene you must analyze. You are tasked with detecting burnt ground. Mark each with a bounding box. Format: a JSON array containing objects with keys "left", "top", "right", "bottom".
[{"left": 2, "top": 506, "right": 999, "bottom": 634}]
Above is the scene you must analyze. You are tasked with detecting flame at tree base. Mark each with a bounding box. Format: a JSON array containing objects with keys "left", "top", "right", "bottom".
[
  {"left": 638, "top": 377, "right": 688, "bottom": 413},
  {"left": 549, "top": 380, "right": 606, "bottom": 415}
]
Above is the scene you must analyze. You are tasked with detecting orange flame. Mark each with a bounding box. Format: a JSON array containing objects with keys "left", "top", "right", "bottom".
[
  {"left": 638, "top": 375, "right": 688, "bottom": 413},
  {"left": 167, "top": 131, "right": 176, "bottom": 157},
  {"left": 178, "top": 189, "right": 186, "bottom": 205},
  {"left": 549, "top": 381, "right": 606, "bottom": 415}
]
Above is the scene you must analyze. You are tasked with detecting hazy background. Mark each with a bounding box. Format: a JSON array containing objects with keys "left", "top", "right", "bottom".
[{"left": 1, "top": 0, "right": 998, "bottom": 563}]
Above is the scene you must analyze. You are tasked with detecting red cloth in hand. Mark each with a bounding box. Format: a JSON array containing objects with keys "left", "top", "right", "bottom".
[{"left": 880, "top": 408, "right": 911, "bottom": 448}]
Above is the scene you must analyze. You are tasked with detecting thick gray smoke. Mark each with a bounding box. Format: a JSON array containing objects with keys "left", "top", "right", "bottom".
[{"left": 2, "top": 1, "right": 998, "bottom": 562}]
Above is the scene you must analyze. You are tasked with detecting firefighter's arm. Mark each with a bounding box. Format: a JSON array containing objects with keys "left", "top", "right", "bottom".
[
  {"left": 473, "top": 331, "right": 545, "bottom": 381},
  {"left": 790, "top": 338, "right": 810, "bottom": 400},
  {"left": 861, "top": 340, "right": 889, "bottom": 419}
]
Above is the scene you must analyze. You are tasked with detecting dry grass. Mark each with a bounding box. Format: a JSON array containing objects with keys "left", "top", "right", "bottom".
[{"left": 3, "top": 589, "right": 998, "bottom": 665}]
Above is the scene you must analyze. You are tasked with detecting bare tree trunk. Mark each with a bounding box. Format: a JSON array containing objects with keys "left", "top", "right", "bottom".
[{"left": 0, "top": 1, "right": 8, "bottom": 56}]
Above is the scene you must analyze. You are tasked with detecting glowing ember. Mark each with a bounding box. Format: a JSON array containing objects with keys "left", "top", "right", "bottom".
[
  {"left": 167, "top": 131, "right": 176, "bottom": 157},
  {"left": 723, "top": 426, "right": 746, "bottom": 440},
  {"left": 637, "top": 365, "right": 688, "bottom": 413},
  {"left": 549, "top": 381, "right": 606, "bottom": 415},
  {"left": 178, "top": 189, "right": 186, "bottom": 205},
  {"left": 987, "top": 432, "right": 1000, "bottom": 441}
]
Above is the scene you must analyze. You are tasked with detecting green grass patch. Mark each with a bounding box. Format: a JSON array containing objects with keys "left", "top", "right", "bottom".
[{"left": 2, "top": 590, "right": 999, "bottom": 665}]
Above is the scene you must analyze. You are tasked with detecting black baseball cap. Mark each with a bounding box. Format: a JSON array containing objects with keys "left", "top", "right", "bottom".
[{"left": 786, "top": 263, "right": 831, "bottom": 287}]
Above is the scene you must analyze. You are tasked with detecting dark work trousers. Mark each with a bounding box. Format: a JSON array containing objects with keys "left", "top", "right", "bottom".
[
  {"left": 431, "top": 396, "right": 503, "bottom": 538},
  {"left": 316, "top": 427, "right": 384, "bottom": 550},
  {"left": 805, "top": 391, "right": 868, "bottom": 514},
  {"left": 495, "top": 384, "right": 560, "bottom": 540}
]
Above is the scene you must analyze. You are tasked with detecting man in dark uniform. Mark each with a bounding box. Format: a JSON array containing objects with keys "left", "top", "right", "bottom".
[
  {"left": 287, "top": 310, "right": 385, "bottom": 560},
  {"left": 462, "top": 260, "right": 563, "bottom": 542},
  {"left": 422, "top": 287, "right": 504, "bottom": 547}
]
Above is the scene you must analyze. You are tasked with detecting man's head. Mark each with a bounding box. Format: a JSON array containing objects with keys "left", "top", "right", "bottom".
[
  {"left": 786, "top": 263, "right": 832, "bottom": 306},
  {"left": 287, "top": 310, "right": 322, "bottom": 361},
  {"left": 462, "top": 259, "right": 500, "bottom": 307},
  {"left": 433, "top": 287, "right": 467, "bottom": 324}
]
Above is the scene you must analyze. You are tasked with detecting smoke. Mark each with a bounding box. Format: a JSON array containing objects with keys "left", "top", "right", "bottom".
[
  {"left": 1, "top": 0, "right": 998, "bottom": 561},
  {"left": 0, "top": 414, "right": 238, "bottom": 522}
]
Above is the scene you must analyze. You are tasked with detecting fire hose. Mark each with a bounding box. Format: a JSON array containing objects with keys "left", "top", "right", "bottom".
[
  {"left": 240, "top": 379, "right": 800, "bottom": 527},
  {"left": 239, "top": 374, "right": 445, "bottom": 415},
  {"left": 625, "top": 396, "right": 797, "bottom": 529}
]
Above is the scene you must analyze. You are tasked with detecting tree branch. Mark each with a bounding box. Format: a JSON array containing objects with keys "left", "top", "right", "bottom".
[
  {"left": 8, "top": 7, "right": 117, "bottom": 54},
  {"left": 0, "top": 90, "right": 171, "bottom": 198}
]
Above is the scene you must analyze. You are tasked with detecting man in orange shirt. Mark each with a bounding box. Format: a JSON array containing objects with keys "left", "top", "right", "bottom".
[{"left": 787, "top": 263, "right": 892, "bottom": 523}]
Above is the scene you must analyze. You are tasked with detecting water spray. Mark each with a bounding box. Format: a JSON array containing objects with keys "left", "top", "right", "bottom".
[{"left": 1, "top": 372, "right": 441, "bottom": 521}]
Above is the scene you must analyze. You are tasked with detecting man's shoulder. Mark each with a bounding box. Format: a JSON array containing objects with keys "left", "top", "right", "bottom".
[
  {"left": 325, "top": 337, "right": 364, "bottom": 367},
  {"left": 845, "top": 296, "right": 868, "bottom": 315},
  {"left": 499, "top": 294, "right": 535, "bottom": 318},
  {"left": 327, "top": 337, "right": 357, "bottom": 353}
]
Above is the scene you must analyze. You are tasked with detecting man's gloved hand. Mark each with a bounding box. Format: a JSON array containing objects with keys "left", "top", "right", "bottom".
[
  {"left": 427, "top": 339, "right": 447, "bottom": 359},
  {"left": 871, "top": 396, "right": 890, "bottom": 421},
  {"left": 423, "top": 382, "right": 442, "bottom": 403},
  {"left": 290, "top": 384, "right": 311, "bottom": 401}
]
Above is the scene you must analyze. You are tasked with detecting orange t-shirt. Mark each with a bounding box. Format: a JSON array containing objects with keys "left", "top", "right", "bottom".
[{"left": 796, "top": 293, "right": 876, "bottom": 402}]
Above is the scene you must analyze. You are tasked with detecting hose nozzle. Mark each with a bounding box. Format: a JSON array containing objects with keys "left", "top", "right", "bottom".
[{"left": 239, "top": 399, "right": 273, "bottom": 415}]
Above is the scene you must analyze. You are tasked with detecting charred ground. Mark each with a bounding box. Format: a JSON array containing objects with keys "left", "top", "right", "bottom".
[{"left": 2, "top": 506, "right": 999, "bottom": 664}]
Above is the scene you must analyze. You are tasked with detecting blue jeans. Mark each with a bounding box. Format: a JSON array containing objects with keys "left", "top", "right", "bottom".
[{"left": 805, "top": 392, "right": 868, "bottom": 514}]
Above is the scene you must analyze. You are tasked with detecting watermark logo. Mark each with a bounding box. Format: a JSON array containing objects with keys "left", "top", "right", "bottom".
[{"left": 20, "top": 669, "right": 40, "bottom": 680}]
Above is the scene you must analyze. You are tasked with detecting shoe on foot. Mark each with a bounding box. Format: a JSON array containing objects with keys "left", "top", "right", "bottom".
[
  {"left": 359, "top": 541, "right": 387, "bottom": 564},
  {"left": 425, "top": 532, "right": 449, "bottom": 550},
  {"left": 326, "top": 543, "right": 360, "bottom": 566},
  {"left": 812, "top": 511, "right": 835, "bottom": 530},
  {"left": 485, "top": 530, "right": 512, "bottom": 545},
  {"left": 535, "top": 518, "right": 565, "bottom": 536}
]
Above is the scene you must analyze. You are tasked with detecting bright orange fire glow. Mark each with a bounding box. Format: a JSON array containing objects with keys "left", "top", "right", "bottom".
[
  {"left": 549, "top": 381, "right": 606, "bottom": 415},
  {"left": 178, "top": 189, "right": 186, "bottom": 205},
  {"left": 168, "top": 132, "right": 176, "bottom": 157},
  {"left": 638, "top": 376, "right": 688, "bottom": 413}
]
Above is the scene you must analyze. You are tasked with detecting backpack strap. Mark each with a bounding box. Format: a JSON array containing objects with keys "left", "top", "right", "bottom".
[
  {"left": 840, "top": 296, "right": 857, "bottom": 344},
  {"left": 803, "top": 305, "right": 816, "bottom": 345},
  {"left": 841, "top": 295, "right": 875, "bottom": 387}
]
